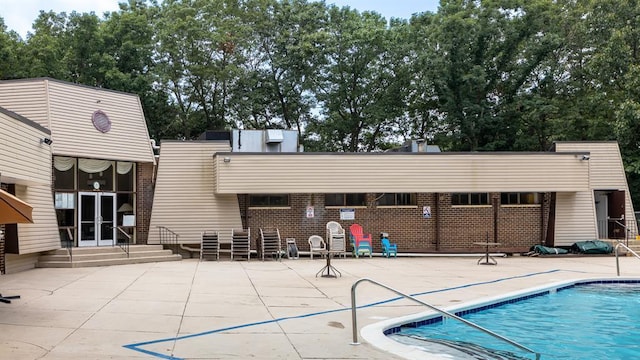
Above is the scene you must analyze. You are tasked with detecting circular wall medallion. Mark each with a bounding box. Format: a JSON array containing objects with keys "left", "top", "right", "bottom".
[{"left": 92, "top": 110, "right": 111, "bottom": 133}]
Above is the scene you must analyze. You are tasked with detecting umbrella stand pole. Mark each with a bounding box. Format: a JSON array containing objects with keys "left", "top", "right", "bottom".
[{"left": 0, "top": 293, "right": 20, "bottom": 304}]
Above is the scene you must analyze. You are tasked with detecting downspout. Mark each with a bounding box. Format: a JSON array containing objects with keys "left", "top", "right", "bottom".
[{"left": 435, "top": 193, "right": 440, "bottom": 251}]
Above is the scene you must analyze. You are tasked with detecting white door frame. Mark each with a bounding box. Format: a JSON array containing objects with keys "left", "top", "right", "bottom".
[{"left": 78, "top": 192, "right": 116, "bottom": 247}]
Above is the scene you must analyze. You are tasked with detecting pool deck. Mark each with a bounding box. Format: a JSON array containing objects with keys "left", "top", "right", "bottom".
[{"left": 1, "top": 255, "right": 639, "bottom": 360}]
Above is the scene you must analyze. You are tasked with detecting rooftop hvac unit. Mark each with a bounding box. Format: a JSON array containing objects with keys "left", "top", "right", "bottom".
[{"left": 265, "top": 129, "right": 284, "bottom": 143}]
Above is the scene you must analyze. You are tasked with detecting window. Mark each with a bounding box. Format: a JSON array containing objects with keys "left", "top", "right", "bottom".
[
  {"left": 377, "top": 193, "right": 417, "bottom": 206},
  {"left": 451, "top": 193, "right": 490, "bottom": 206},
  {"left": 325, "top": 193, "right": 366, "bottom": 207},
  {"left": 501, "top": 192, "right": 540, "bottom": 205},
  {"left": 249, "top": 194, "right": 289, "bottom": 207}
]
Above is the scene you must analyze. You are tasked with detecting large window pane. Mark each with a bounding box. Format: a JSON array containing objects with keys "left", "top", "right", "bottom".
[
  {"left": 452, "top": 193, "right": 489, "bottom": 205},
  {"left": 116, "top": 162, "right": 134, "bottom": 192},
  {"left": 345, "top": 193, "right": 366, "bottom": 206},
  {"left": 325, "top": 194, "right": 344, "bottom": 207},
  {"left": 53, "top": 160, "right": 75, "bottom": 190},
  {"left": 249, "top": 194, "right": 289, "bottom": 207}
]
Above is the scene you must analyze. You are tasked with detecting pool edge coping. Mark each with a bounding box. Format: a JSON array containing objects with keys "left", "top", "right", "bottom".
[{"left": 360, "top": 276, "right": 640, "bottom": 360}]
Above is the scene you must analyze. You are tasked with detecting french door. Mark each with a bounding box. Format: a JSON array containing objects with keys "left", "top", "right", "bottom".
[{"left": 78, "top": 192, "right": 116, "bottom": 247}]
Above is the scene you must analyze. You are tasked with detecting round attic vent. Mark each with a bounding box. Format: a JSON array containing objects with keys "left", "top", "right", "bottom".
[{"left": 92, "top": 110, "right": 111, "bottom": 133}]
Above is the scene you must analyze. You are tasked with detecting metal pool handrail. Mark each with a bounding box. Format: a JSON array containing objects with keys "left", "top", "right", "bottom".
[
  {"left": 350, "top": 278, "right": 540, "bottom": 360},
  {"left": 615, "top": 242, "right": 640, "bottom": 276}
]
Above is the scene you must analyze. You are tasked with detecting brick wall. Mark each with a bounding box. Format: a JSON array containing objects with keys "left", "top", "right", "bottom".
[
  {"left": 136, "top": 162, "right": 155, "bottom": 244},
  {"left": 242, "top": 192, "right": 548, "bottom": 254}
]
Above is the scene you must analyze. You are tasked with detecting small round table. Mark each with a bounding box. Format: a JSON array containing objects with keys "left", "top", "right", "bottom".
[
  {"left": 473, "top": 242, "right": 501, "bottom": 265},
  {"left": 316, "top": 250, "right": 343, "bottom": 278}
]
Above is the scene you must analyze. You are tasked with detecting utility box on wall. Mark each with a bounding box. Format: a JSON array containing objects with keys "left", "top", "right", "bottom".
[{"left": 231, "top": 129, "right": 299, "bottom": 153}]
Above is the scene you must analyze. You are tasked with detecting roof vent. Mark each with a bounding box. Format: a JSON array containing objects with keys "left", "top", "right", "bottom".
[{"left": 265, "top": 129, "right": 284, "bottom": 143}]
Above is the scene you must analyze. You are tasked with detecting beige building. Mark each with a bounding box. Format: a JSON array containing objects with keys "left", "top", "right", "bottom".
[
  {"left": 1, "top": 78, "right": 636, "bottom": 272},
  {"left": 148, "top": 134, "right": 637, "bottom": 254},
  {"left": 0, "top": 78, "right": 156, "bottom": 272}
]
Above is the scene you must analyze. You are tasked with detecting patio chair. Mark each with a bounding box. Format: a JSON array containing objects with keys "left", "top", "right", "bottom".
[
  {"left": 349, "top": 223, "right": 372, "bottom": 258},
  {"left": 200, "top": 231, "right": 220, "bottom": 261},
  {"left": 308, "top": 235, "right": 326, "bottom": 259},
  {"left": 381, "top": 236, "right": 397, "bottom": 258},
  {"left": 231, "top": 228, "right": 250, "bottom": 261},
  {"left": 326, "top": 221, "right": 346, "bottom": 258},
  {"left": 260, "top": 227, "right": 282, "bottom": 261}
]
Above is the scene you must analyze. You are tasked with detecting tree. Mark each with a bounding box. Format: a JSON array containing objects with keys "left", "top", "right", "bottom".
[
  {"left": 309, "top": 6, "right": 409, "bottom": 152},
  {"left": 232, "top": 0, "right": 327, "bottom": 144},
  {"left": 410, "top": 0, "right": 563, "bottom": 151}
]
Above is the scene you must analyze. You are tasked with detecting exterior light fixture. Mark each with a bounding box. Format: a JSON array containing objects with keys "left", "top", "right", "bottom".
[
  {"left": 41, "top": 137, "right": 53, "bottom": 145},
  {"left": 223, "top": 157, "right": 231, "bottom": 163}
]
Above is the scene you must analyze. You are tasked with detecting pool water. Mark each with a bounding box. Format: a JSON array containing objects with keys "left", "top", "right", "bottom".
[{"left": 390, "top": 282, "right": 640, "bottom": 359}]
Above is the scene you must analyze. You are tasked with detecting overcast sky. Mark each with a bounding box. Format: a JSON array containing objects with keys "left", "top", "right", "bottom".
[{"left": 2, "top": 0, "right": 440, "bottom": 39}]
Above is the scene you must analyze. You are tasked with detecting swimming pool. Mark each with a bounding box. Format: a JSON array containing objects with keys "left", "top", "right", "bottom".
[{"left": 361, "top": 278, "right": 640, "bottom": 360}]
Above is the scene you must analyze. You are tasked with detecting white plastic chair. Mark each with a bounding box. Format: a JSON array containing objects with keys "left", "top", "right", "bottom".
[
  {"left": 326, "top": 221, "right": 346, "bottom": 258},
  {"left": 308, "top": 235, "right": 326, "bottom": 259}
]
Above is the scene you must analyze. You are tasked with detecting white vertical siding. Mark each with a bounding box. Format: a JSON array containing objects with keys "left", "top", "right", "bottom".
[
  {"left": 555, "top": 142, "right": 637, "bottom": 238},
  {"left": 45, "top": 81, "right": 156, "bottom": 163},
  {"left": 0, "top": 80, "right": 50, "bottom": 126},
  {"left": 554, "top": 192, "right": 598, "bottom": 246},
  {"left": 148, "top": 141, "right": 242, "bottom": 245},
  {"left": 14, "top": 185, "right": 60, "bottom": 254},
  {"left": 0, "top": 110, "right": 51, "bottom": 186},
  {"left": 4, "top": 253, "right": 39, "bottom": 274},
  {"left": 214, "top": 153, "right": 589, "bottom": 193}
]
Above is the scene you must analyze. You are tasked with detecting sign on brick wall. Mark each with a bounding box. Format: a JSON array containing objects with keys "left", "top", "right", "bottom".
[
  {"left": 423, "top": 206, "right": 432, "bottom": 219},
  {"left": 340, "top": 208, "right": 355, "bottom": 220}
]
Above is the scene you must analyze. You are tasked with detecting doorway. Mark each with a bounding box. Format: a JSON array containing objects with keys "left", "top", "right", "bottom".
[
  {"left": 78, "top": 192, "right": 116, "bottom": 247},
  {"left": 594, "top": 190, "right": 626, "bottom": 239}
]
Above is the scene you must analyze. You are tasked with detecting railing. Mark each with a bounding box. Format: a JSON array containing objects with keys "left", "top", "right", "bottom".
[
  {"left": 158, "top": 226, "right": 179, "bottom": 254},
  {"left": 59, "top": 226, "right": 74, "bottom": 262},
  {"left": 116, "top": 226, "right": 131, "bottom": 258},
  {"left": 615, "top": 241, "right": 640, "bottom": 276},
  {"left": 350, "top": 278, "right": 540, "bottom": 360},
  {"left": 597, "top": 219, "right": 636, "bottom": 246}
]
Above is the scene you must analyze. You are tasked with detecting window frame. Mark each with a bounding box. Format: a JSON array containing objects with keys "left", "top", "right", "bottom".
[
  {"left": 324, "top": 193, "right": 367, "bottom": 207},
  {"left": 451, "top": 193, "right": 490, "bottom": 206},
  {"left": 376, "top": 193, "right": 417, "bottom": 207},
  {"left": 248, "top": 194, "right": 290, "bottom": 208},
  {"left": 500, "top": 192, "right": 541, "bottom": 206}
]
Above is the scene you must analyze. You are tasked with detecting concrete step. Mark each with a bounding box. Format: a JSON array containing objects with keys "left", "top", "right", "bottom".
[
  {"left": 44, "top": 245, "right": 165, "bottom": 256},
  {"left": 37, "top": 254, "right": 183, "bottom": 268},
  {"left": 36, "top": 245, "right": 182, "bottom": 268}
]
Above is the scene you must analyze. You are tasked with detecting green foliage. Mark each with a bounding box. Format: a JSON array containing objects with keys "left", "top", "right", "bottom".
[{"left": 2, "top": 0, "right": 640, "bottom": 203}]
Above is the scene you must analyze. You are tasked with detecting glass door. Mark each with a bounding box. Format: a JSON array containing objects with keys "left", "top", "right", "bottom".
[{"left": 78, "top": 192, "right": 116, "bottom": 247}]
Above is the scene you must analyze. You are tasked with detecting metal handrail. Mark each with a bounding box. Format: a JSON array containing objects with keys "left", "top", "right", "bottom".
[
  {"left": 613, "top": 220, "right": 631, "bottom": 246},
  {"left": 158, "top": 226, "right": 179, "bottom": 254},
  {"left": 116, "top": 226, "right": 131, "bottom": 258},
  {"left": 350, "top": 278, "right": 540, "bottom": 360},
  {"left": 615, "top": 242, "right": 640, "bottom": 276},
  {"left": 60, "top": 227, "right": 74, "bottom": 262}
]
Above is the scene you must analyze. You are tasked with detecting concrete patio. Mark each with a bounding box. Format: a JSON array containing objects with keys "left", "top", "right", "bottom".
[{"left": 0, "top": 255, "right": 638, "bottom": 360}]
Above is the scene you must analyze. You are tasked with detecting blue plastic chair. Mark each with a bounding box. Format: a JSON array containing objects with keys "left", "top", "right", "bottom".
[{"left": 381, "top": 237, "right": 397, "bottom": 258}]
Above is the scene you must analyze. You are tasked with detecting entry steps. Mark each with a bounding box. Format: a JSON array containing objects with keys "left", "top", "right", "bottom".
[{"left": 36, "top": 245, "right": 182, "bottom": 268}]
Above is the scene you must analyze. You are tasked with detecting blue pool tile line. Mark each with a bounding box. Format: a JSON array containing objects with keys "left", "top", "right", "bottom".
[
  {"left": 123, "top": 269, "right": 565, "bottom": 359},
  {"left": 383, "top": 278, "right": 640, "bottom": 336}
]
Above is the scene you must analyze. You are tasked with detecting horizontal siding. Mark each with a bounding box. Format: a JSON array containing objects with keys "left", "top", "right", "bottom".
[
  {"left": 5, "top": 253, "right": 39, "bottom": 274},
  {"left": 148, "top": 142, "right": 242, "bottom": 245},
  {"left": 215, "top": 153, "right": 589, "bottom": 193},
  {"left": 46, "top": 81, "right": 155, "bottom": 163},
  {"left": 15, "top": 185, "right": 60, "bottom": 254},
  {"left": 0, "top": 112, "right": 52, "bottom": 185},
  {"left": 0, "top": 80, "right": 50, "bottom": 126},
  {"left": 556, "top": 142, "right": 637, "bottom": 236},
  {"left": 554, "top": 192, "right": 598, "bottom": 246}
]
